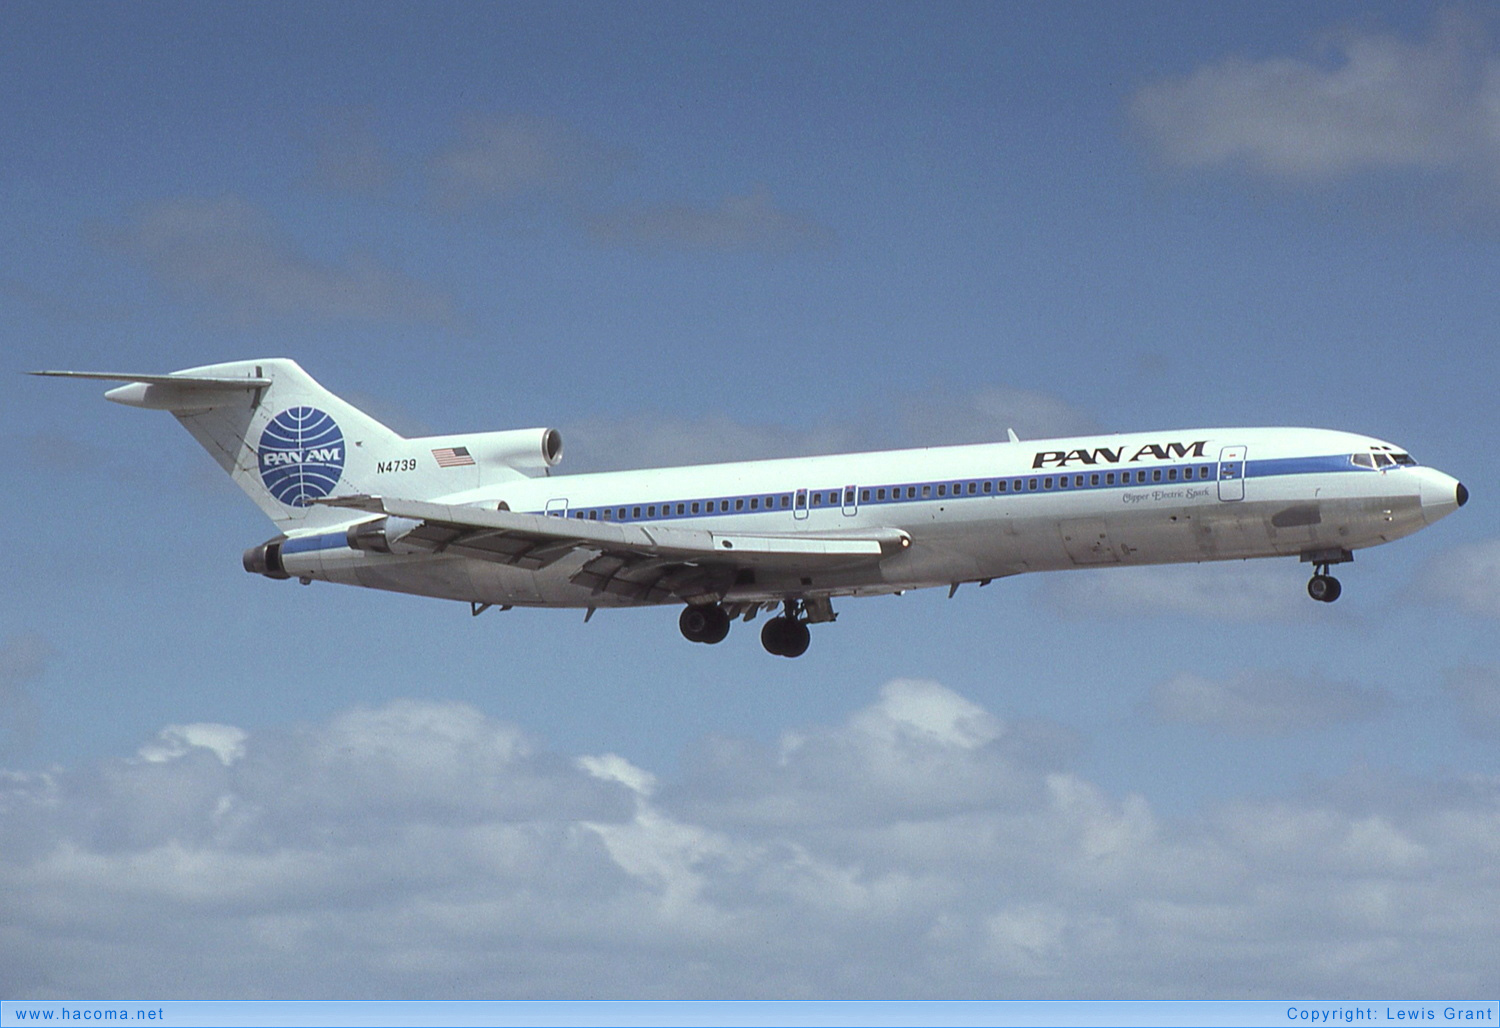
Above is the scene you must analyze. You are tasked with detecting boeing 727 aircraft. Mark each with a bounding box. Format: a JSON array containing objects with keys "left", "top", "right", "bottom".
[{"left": 36, "top": 359, "right": 1468, "bottom": 657}]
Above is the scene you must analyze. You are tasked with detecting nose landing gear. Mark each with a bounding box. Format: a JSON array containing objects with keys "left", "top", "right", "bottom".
[
  {"left": 1302, "top": 548, "right": 1352, "bottom": 604},
  {"left": 1307, "top": 569, "right": 1342, "bottom": 603}
]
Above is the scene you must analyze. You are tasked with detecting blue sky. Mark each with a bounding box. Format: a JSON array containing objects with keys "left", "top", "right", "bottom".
[{"left": 3, "top": 1, "right": 1498, "bottom": 1000}]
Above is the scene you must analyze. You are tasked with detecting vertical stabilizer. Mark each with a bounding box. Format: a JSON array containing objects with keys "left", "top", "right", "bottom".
[{"left": 40, "top": 359, "right": 403, "bottom": 530}]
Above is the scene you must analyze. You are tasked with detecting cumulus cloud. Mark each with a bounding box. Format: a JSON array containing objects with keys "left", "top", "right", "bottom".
[
  {"left": 100, "top": 196, "right": 457, "bottom": 328},
  {"left": 1149, "top": 669, "right": 1390, "bottom": 733},
  {"left": 2, "top": 684, "right": 1496, "bottom": 999},
  {"left": 1040, "top": 561, "right": 1313, "bottom": 622},
  {"left": 588, "top": 186, "right": 835, "bottom": 255},
  {"left": 1422, "top": 538, "right": 1500, "bottom": 618},
  {"left": 1130, "top": 13, "right": 1500, "bottom": 196}
]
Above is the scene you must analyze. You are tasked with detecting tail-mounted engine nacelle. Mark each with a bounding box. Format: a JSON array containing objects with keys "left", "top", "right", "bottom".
[
  {"left": 468, "top": 427, "right": 563, "bottom": 474},
  {"left": 243, "top": 538, "right": 290, "bottom": 579},
  {"left": 411, "top": 427, "right": 563, "bottom": 478},
  {"left": 345, "top": 516, "right": 426, "bottom": 555}
]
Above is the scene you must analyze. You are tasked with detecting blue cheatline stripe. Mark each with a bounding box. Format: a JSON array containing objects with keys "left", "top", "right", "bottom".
[
  {"left": 280, "top": 532, "right": 348, "bottom": 554},
  {"left": 540, "top": 453, "right": 1390, "bottom": 526}
]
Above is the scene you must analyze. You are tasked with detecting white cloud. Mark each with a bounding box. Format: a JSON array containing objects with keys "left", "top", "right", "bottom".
[
  {"left": 137, "top": 724, "right": 247, "bottom": 767},
  {"left": 2, "top": 687, "right": 1495, "bottom": 998},
  {"left": 101, "top": 196, "right": 457, "bottom": 328},
  {"left": 1422, "top": 538, "right": 1500, "bottom": 618},
  {"left": 1150, "top": 669, "right": 1390, "bottom": 733},
  {"left": 1039, "top": 561, "right": 1313, "bottom": 622},
  {"left": 1130, "top": 13, "right": 1500, "bottom": 194}
]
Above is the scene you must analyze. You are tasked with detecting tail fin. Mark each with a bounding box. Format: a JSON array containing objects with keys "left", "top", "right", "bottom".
[
  {"left": 35, "top": 359, "right": 565, "bottom": 532},
  {"left": 36, "top": 359, "right": 403, "bottom": 530}
]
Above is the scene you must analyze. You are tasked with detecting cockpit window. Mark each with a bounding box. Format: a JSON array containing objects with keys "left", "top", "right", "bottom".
[{"left": 1355, "top": 449, "right": 1418, "bottom": 469}]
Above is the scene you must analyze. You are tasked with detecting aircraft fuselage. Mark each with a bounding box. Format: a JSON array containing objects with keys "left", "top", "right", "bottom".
[{"left": 279, "top": 425, "right": 1464, "bottom": 610}]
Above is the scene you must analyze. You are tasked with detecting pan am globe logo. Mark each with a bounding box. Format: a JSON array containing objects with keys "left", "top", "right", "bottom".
[{"left": 258, "top": 407, "right": 345, "bottom": 507}]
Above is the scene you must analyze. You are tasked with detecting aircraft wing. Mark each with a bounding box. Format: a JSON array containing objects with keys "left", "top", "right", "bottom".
[{"left": 317, "top": 494, "right": 910, "bottom": 604}]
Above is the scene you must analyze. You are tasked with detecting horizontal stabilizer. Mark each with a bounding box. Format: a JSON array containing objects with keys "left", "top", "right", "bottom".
[
  {"left": 31, "top": 369, "right": 274, "bottom": 412},
  {"left": 29, "top": 370, "right": 272, "bottom": 387}
]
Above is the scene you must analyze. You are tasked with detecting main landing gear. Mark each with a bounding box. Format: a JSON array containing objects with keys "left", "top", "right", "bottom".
[
  {"left": 760, "top": 601, "right": 811, "bottom": 659},
  {"left": 677, "top": 599, "right": 816, "bottom": 657},
  {"left": 679, "top": 603, "right": 731, "bottom": 644}
]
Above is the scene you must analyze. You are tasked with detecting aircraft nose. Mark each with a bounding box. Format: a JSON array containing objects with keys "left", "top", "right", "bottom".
[{"left": 1416, "top": 468, "right": 1466, "bottom": 524}]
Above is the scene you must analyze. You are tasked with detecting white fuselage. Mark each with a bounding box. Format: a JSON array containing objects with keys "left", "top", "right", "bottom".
[{"left": 277, "top": 426, "right": 1466, "bottom": 609}]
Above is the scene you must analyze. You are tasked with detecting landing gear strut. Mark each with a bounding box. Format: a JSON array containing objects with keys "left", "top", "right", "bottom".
[
  {"left": 679, "top": 603, "right": 731, "bottom": 644},
  {"left": 1307, "top": 568, "right": 1342, "bottom": 603},
  {"left": 760, "top": 600, "right": 812, "bottom": 658}
]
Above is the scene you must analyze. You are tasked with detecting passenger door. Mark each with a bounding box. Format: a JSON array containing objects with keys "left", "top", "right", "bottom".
[{"left": 1217, "top": 446, "right": 1246, "bottom": 502}]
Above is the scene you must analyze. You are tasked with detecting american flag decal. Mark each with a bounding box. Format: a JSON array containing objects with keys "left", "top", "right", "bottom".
[{"left": 432, "top": 446, "right": 475, "bottom": 468}]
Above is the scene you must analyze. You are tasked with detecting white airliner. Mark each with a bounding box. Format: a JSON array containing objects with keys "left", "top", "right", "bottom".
[{"left": 36, "top": 359, "right": 1468, "bottom": 657}]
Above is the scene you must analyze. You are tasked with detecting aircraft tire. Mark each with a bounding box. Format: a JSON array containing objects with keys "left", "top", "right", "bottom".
[
  {"left": 761, "top": 616, "right": 810, "bottom": 658},
  {"left": 1307, "top": 574, "right": 1342, "bottom": 603},
  {"left": 680, "top": 604, "right": 731, "bottom": 644}
]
